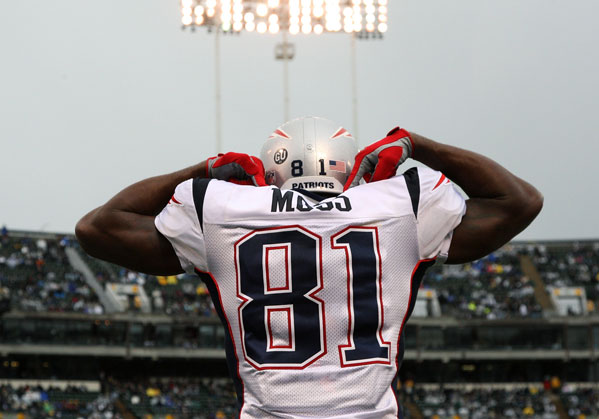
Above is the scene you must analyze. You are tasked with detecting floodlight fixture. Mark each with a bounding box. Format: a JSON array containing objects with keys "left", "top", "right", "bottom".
[{"left": 180, "top": 0, "right": 388, "bottom": 38}]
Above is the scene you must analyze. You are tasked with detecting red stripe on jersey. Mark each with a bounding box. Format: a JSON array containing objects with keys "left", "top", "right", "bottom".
[
  {"left": 195, "top": 267, "right": 245, "bottom": 416},
  {"left": 432, "top": 174, "right": 447, "bottom": 191},
  {"left": 392, "top": 257, "right": 437, "bottom": 415},
  {"left": 170, "top": 195, "right": 182, "bottom": 205}
]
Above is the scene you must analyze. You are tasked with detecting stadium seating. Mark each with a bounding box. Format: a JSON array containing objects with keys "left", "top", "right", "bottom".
[
  {"left": 108, "top": 377, "right": 237, "bottom": 418},
  {"left": 526, "top": 242, "right": 599, "bottom": 315},
  {"left": 561, "top": 385, "right": 599, "bottom": 418},
  {"left": 0, "top": 234, "right": 102, "bottom": 314},
  {"left": 423, "top": 245, "right": 543, "bottom": 319},
  {"left": 6, "top": 380, "right": 598, "bottom": 419},
  {"left": 408, "top": 385, "right": 559, "bottom": 419},
  {"left": 0, "top": 385, "right": 116, "bottom": 418},
  {"left": 2, "top": 230, "right": 599, "bottom": 320}
]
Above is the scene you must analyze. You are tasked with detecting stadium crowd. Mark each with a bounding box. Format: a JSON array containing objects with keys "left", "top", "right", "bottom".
[
  {"left": 410, "top": 386, "right": 558, "bottom": 419},
  {"left": 1, "top": 228, "right": 599, "bottom": 320},
  {"left": 0, "top": 230, "right": 102, "bottom": 315},
  {"left": 526, "top": 242, "right": 599, "bottom": 314},
  {"left": 0, "top": 384, "right": 120, "bottom": 418},
  {"left": 1, "top": 379, "right": 598, "bottom": 418},
  {"left": 397, "top": 382, "right": 599, "bottom": 419},
  {"left": 105, "top": 377, "right": 237, "bottom": 419},
  {"left": 561, "top": 385, "right": 599, "bottom": 419},
  {"left": 424, "top": 245, "right": 543, "bottom": 319}
]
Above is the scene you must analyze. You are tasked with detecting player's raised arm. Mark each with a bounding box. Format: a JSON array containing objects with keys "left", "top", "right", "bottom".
[
  {"left": 75, "top": 153, "right": 267, "bottom": 275},
  {"left": 409, "top": 132, "right": 543, "bottom": 264},
  {"left": 75, "top": 162, "right": 207, "bottom": 275}
]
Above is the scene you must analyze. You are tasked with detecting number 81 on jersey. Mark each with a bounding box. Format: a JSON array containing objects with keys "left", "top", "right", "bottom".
[{"left": 234, "top": 226, "right": 391, "bottom": 370}]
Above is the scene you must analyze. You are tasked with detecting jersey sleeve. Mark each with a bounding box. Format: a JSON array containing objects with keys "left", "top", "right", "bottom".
[
  {"left": 154, "top": 178, "right": 208, "bottom": 273},
  {"left": 415, "top": 167, "right": 467, "bottom": 263}
]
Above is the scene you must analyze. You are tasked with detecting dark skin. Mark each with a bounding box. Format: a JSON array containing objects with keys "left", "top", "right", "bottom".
[{"left": 75, "top": 133, "right": 543, "bottom": 273}]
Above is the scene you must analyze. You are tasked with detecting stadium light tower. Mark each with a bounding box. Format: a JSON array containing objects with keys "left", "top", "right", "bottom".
[{"left": 180, "top": 0, "right": 389, "bottom": 147}]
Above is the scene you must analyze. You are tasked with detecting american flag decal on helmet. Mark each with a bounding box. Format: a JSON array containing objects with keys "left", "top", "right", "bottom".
[{"left": 329, "top": 160, "right": 346, "bottom": 172}]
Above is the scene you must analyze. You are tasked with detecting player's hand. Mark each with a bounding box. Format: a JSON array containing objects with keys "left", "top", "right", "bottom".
[
  {"left": 207, "top": 152, "right": 267, "bottom": 187},
  {"left": 343, "top": 127, "right": 414, "bottom": 191}
]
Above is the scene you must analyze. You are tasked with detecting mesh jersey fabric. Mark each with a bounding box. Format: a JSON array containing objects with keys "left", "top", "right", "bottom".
[{"left": 155, "top": 166, "right": 466, "bottom": 418}]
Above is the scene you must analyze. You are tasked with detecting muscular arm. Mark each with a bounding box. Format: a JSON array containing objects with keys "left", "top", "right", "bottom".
[
  {"left": 410, "top": 133, "right": 543, "bottom": 264},
  {"left": 75, "top": 162, "right": 208, "bottom": 275}
]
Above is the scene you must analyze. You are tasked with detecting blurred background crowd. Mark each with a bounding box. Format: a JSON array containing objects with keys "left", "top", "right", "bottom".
[{"left": 1, "top": 226, "right": 598, "bottom": 418}]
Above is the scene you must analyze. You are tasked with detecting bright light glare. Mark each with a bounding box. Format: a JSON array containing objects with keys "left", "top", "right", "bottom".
[
  {"left": 180, "top": 0, "right": 389, "bottom": 35},
  {"left": 256, "top": 3, "right": 268, "bottom": 16}
]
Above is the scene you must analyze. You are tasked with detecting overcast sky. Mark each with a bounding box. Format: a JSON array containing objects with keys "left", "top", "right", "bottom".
[{"left": 1, "top": 0, "right": 597, "bottom": 240}]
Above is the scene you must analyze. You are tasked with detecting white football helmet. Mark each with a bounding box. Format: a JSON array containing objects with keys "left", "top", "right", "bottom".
[{"left": 260, "top": 117, "right": 358, "bottom": 194}]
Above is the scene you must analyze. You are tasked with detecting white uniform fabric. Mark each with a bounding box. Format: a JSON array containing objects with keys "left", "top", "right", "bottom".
[{"left": 155, "top": 167, "right": 466, "bottom": 418}]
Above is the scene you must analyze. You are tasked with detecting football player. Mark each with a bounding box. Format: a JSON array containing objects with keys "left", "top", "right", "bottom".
[{"left": 76, "top": 117, "right": 542, "bottom": 418}]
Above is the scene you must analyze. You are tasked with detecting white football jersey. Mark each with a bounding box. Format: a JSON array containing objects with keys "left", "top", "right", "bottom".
[{"left": 155, "top": 167, "right": 466, "bottom": 418}]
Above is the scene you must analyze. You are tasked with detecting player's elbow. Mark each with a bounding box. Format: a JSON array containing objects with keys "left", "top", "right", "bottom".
[
  {"left": 75, "top": 212, "right": 103, "bottom": 257},
  {"left": 505, "top": 184, "right": 543, "bottom": 231},
  {"left": 527, "top": 188, "right": 544, "bottom": 219},
  {"left": 517, "top": 185, "right": 543, "bottom": 224}
]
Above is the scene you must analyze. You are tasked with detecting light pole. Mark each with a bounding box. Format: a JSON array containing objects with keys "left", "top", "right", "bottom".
[
  {"left": 180, "top": 0, "right": 389, "bottom": 142},
  {"left": 275, "top": 32, "right": 295, "bottom": 122}
]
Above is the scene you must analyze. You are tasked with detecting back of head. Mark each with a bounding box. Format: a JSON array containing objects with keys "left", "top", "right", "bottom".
[{"left": 260, "top": 116, "right": 358, "bottom": 195}]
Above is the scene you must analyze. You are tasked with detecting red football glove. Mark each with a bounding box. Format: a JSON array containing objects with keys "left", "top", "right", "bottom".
[
  {"left": 343, "top": 127, "right": 414, "bottom": 191},
  {"left": 206, "top": 152, "right": 267, "bottom": 187}
]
